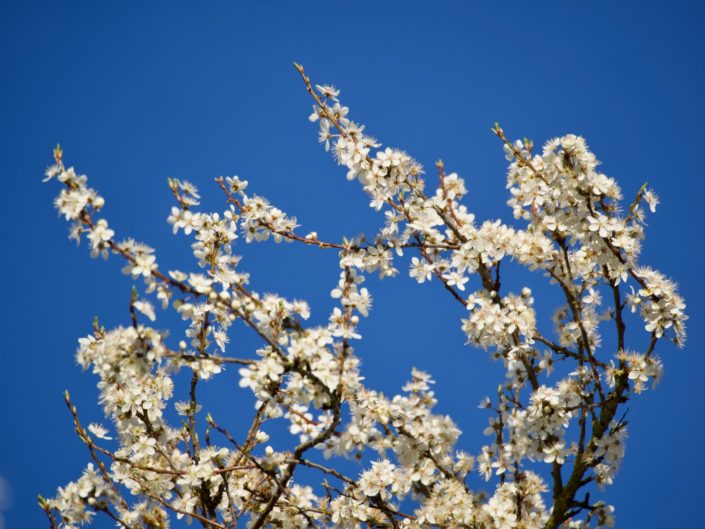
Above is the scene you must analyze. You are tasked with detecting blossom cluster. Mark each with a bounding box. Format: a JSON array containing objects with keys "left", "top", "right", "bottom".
[{"left": 40, "top": 67, "right": 686, "bottom": 529}]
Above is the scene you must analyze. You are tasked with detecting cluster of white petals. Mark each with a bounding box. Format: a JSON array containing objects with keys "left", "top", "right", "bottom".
[{"left": 40, "top": 68, "right": 686, "bottom": 529}]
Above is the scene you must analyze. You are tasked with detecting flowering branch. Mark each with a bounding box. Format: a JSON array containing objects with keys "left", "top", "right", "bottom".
[{"left": 40, "top": 65, "right": 686, "bottom": 529}]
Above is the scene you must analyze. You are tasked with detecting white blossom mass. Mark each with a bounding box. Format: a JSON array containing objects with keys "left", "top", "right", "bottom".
[{"left": 40, "top": 65, "right": 687, "bottom": 529}]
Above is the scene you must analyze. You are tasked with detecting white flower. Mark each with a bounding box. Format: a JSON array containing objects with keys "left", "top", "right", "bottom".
[
  {"left": 643, "top": 189, "right": 659, "bottom": 213},
  {"left": 87, "top": 219, "right": 114, "bottom": 258},
  {"left": 87, "top": 423, "right": 113, "bottom": 440},
  {"left": 188, "top": 273, "right": 213, "bottom": 294},
  {"left": 133, "top": 299, "right": 156, "bottom": 321},
  {"left": 410, "top": 256, "right": 433, "bottom": 283},
  {"left": 359, "top": 460, "right": 395, "bottom": 500},
  {"left": 131, "top": 254, "right": 156, "bottom": 277}
]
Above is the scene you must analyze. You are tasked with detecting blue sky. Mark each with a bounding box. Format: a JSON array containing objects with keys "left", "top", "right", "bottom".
[{"left": 1, "top": 1, "right": 704, "bottom": 527}]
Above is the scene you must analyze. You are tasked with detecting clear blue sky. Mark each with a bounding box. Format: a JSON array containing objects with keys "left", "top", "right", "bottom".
[{"left": 2, "top": 1, "right": 704, "bottom": 528}]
